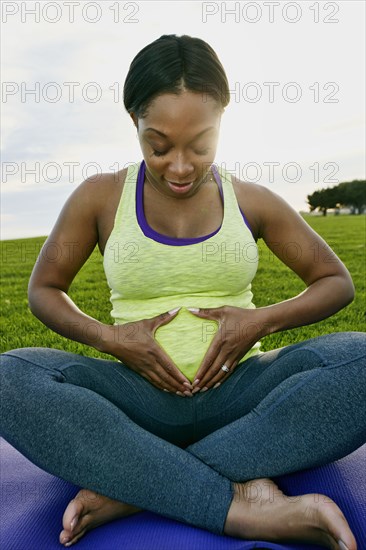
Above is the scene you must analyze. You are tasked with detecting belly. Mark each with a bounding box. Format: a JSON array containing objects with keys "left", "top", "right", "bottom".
[{"left": 154, "top": 306, "right": 219, "bottom": 382}]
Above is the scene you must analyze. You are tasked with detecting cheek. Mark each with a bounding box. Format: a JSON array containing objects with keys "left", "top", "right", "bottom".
[
  {"left": 143, "top": 160, "right": 165, "bottom": 183},
  {"left": 145, "top": 159, "right": 163, "bottom": 173},
  {"left": 139, "top": 147, "right": 161, "bottom": 171}
]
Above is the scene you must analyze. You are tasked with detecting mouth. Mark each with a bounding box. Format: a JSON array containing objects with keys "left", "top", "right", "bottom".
[{"left": 166, "top": 181, "right": 194, "bottom": 194}]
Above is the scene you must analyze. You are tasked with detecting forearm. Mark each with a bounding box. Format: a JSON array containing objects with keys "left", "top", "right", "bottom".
[
  {"left": 28, "top": 286, "right": 109, "bottom": 352},
  {"left": 258, "top": 274, "right": 355, "bottom": 337}
]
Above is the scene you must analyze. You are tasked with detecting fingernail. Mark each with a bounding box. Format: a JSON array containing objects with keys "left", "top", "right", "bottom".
[
  {"left": 193, "top": 379, "right": 200, "bottom": 386},
  {"left": 168, "top": 307, "right": 181, "bottom": 315},
  {"left": 338, "top": 541, "right": 349, "bottom": 550},
  {"left": 61, "top": 535, "right": 70, "bottom": 544},
  {"left": 70, "top": 516, "right": 78, "bottom": 530},
  {"left": 187, "top": 308, "right": 199, "bottom": 312},
  {"left": 200, "top": 386, "right": 208, "bottom": 392},
  {"left": 183, "top": 382, "right": 192, "bottom": 388},
  {"left": 176, "top": 391, "right": 185, "bottom": 397},
  {"left": 213, "top": 382, "right": 221, "bottom": 389},
  {"left": 184, "top": 391, "right": 193, "bottom": 397},
  {"left": 163, "top": 388, "right": 170, "bottom": 392},
  {"left": 192, "top": 387, "right": 200, "bottom": 394}
]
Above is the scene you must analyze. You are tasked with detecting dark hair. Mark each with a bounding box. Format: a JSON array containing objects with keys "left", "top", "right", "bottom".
[{"left": 123, "top": 34, "right": 230, "bottom": 120}]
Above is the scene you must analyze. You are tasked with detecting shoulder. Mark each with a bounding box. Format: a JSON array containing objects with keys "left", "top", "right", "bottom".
[
  {"left": 229, "top": 172, "right": 323, "bottom": 254},
  {"left": 59, "top": 167, "right": 130, "bottom": 255},
  {"left": 229, "top": 173, "right": 282, "bottom": 241},
  {"left": 79, "top": 167, "right": 131, "bottom": 254},
  {"left": 64, "top": 166, "right": 131, "bottom": 236},
  {"left": 76, "top": 167, "right": 129, "bottom": 210}
]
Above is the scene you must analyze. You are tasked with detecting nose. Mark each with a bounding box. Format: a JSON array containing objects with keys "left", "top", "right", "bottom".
[{"left": 168, "top": 152, "right": 194, "bottom": 181}]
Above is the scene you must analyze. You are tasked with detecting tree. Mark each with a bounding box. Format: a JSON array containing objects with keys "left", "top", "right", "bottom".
[
  {"left": 307, "top": 180, "right": 365, "bottom": 215},
  {"left": 336, "top": 180, "right": 366, "bottom": 214},
  {"left": 307, "top": 187, "right": 340, "bottom": 216}
]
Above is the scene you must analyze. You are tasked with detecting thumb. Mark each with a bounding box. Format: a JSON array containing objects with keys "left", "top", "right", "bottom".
[
  {"left": 151, "top": 307, "right": 182, "bottom": 330},
  {"left": 187, "top": 307, "right": 218, "bottom": 319}
]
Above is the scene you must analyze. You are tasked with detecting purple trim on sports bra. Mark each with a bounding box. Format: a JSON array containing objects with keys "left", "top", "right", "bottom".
[
  {"left": 211, "top": 164, "right": 253, "bottom": 235},
  {"left": 136, "top": 160, "right": 252, "bottom": 246}
]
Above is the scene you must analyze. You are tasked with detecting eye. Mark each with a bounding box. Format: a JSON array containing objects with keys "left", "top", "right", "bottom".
[
  {"left": 195, "top": 148, "right": 210, "bottom": 155},
  {"left": 152, "top": 147, "right": 210, "bottom": 157},
  {"left": 152, "top": 149, "right": 167, "bottom": 157}
]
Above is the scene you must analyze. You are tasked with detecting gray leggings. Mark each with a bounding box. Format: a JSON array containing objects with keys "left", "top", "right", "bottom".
[{"left": 1, "top": 332, "right": 365, "bottom": 535}]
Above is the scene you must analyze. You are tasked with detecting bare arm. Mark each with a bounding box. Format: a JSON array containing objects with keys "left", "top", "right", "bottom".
[
  {"left": 27, "top": 174, "right": 193, "bottom": 394},
  {"left": 28, "top": 176, "right": 109, "bottom": 352},
  {"left": 189, "top": 182, "right": 355, "bottom": 389},
  {"left": 246, "top": 185, "right": 355, "bottom": 336}
]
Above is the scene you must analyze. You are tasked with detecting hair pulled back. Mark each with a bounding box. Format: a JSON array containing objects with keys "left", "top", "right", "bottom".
[{"left": 123, "top": 34, "right": 230, "bottom": 120}]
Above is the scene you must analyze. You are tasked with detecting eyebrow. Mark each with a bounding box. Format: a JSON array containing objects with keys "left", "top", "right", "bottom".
[{"left": 143, "top": 126, "right": 216, "bottom": 140}]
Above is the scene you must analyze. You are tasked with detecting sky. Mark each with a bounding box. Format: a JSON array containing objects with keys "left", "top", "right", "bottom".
[{"left": 1, "top": 0, "right": 365, "bottom": 240}]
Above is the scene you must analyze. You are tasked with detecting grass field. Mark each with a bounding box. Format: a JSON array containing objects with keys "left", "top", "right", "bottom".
[{"left": 1, "top": 214, "right": 365, "bottom": 356}]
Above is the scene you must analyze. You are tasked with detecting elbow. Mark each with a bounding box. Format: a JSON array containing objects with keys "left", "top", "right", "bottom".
[
  {"left": 341, "top": 271, "right": 355, "bottom": 307},
  {"left": 27, "top": 278, "right": 47, "bottom": 318},
  {"left": 27, "top": 283, "right": 39, "bottom": 317},
  {"left": 27, "top": 274, "right": 37, "bottom": 311},
  {"left": 346, "top": 281, "right": 355, "bottom": 306}
]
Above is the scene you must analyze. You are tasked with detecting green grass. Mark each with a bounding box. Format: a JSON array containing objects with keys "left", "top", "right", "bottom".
[
  {"left": 1, "top": 215, "right": 365, "bottom": 356},
  {"left": 253, "top": 215, "right": 366, "bottom": 349}
]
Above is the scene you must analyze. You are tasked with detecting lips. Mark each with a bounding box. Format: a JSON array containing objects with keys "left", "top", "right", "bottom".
[
  {"left": 168, "top": 181, "right": 193, "bottom": 186},
  {"left": 167, "top": 181, "right": 194, "bottom": 194}
]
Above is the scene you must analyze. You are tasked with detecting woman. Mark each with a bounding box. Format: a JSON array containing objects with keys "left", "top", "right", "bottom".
[{"left": 0, "top": 35, "right": 365, "bottom": 550}]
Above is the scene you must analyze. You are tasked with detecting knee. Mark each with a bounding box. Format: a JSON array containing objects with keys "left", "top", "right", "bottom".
[
  {"left": 0, "top": 352, "right": 26, "bottom": 405},
  {"left": 313, "top": 331, "right": 365, "bottom": 350},
  {"left": 299, "top": 332, "right": 366, "bottom": 369},
  {"left": 326, "top": 331, "right": 366, "bottom": 354},
  {"left": 1, "top": 347, "right": 60, "bottom": 364},
  {"left": 0, "top": 348, "right": 51, "bottom": 377},
  {"left": 0, "top": 349, "right": 30, "bottom": 375},
  {"left": 1, "top": 348, "right": 37, "bottom": 366}
]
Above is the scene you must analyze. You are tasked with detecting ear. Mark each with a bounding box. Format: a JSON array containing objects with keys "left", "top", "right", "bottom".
[{"left": 130, "top": 112, "right": 138, "bottom": 130}]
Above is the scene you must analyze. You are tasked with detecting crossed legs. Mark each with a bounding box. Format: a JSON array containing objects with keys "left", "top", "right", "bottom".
[{"left": 1, "top": 332, "right": 365, "bottom": 548}]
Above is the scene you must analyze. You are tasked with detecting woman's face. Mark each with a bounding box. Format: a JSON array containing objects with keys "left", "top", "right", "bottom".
[{"left": 131, "top": 90, "right": 222, "bottom": 199}]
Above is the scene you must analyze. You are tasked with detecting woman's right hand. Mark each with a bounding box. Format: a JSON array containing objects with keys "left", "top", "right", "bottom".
[{"left": 98, "top": 308, "right": 193, "bottom": 396}]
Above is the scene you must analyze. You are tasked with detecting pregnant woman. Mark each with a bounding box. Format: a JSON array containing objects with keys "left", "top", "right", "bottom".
[{"left": 1, "top": 35, "right": 365, "bottom": 550}]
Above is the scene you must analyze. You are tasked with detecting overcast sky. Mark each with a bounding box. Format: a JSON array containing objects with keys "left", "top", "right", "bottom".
[{"left": 1, "top": 0, "right": 365, "bottom": 240}]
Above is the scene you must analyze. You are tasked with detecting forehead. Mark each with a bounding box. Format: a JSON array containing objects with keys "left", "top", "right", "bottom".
[{"left": 141, "top": 91, "right": 221, "bottom": 138}]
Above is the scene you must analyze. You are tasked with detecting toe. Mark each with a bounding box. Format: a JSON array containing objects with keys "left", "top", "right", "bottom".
[
  {"left": 62, "top": 495, "right": 85, "bottom": 532},
  {"left": 62, "top": 526, "right": 88, "bottom": 547},
  {"left": 59, "top": 530, "right": 71, "bottom": 545}
]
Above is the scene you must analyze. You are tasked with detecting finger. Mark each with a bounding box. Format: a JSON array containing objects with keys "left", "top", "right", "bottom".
[
  {"left": 138, "top": 369, "right": 177, "bottom": 393},
  {"left": 156, "top": 361, "right": 192, "bottom": 393},
  {"left": 195, "top": 358, "right": 238, "bottom": 392},
  {"left": 149, "top": 309, "right": 194, "bottom": 388},
  {"left": 192, "top": 334, "right": 223, "bottom": 384},
  {"left": 142, "top": 368, "right": 190, "bottom": 397},
  {"left": 150, "top": 307, "right": 182, "bottom": 331},
  {"left": 187, "top": 307, "right": 223, "bottom": 321},
  {"left": 153, "top": 342, "right": 194, "bottom": 389},
  {"left": 139, "top": 341, "right": 193, "bottom": 392}
]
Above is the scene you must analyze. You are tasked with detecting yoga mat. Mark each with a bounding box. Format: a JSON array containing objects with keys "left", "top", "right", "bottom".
[{"left": 1, "top": 437, "right": 365, "bottom": 549}]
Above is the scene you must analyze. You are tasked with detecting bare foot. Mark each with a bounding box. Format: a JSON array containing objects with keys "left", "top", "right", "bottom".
[
  {"left": 59, "top": 488, "right": 142, "bottom": 547},
  {"left": 224, "top": 478, "right": 357, "bottom": 550}
]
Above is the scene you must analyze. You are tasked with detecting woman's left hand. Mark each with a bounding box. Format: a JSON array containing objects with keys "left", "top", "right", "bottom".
[{"left": 188, "top": 305, "right": 269, "bottom": 392}]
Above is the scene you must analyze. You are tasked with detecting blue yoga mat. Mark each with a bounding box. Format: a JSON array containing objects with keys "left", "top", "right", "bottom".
[{"left": 1, "top": 437, "right": 365, "bottom": 549}]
